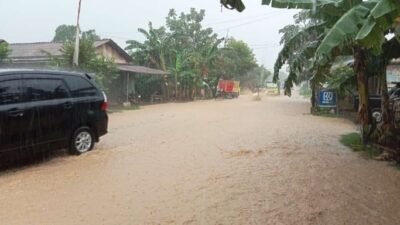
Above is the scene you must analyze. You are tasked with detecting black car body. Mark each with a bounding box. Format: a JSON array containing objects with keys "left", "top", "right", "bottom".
[
  {"left": 353, "top": 86, "right": 400, "bottom": 122},
  {"left": 353, "top": 87, "right": 400, "bottom": 110},
  {"left": 0, "top": 69, "right": 108, "bottom": 155}
]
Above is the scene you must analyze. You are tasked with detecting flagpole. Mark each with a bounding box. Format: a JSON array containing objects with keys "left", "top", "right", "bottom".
[{"left": 73, "top": 0, "right": 82, "bottom": 67}]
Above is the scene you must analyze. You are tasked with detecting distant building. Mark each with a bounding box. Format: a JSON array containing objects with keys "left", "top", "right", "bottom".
[
  {"left": 4, "top": 39, "right": 169, "bottom": 103},
  {"left": 388, "top": 59, "right": 400, "bottom": 88}
]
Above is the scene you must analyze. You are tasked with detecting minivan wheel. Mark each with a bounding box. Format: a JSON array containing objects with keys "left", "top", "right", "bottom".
[{"left": 69, "top": 127, "right": 95, "bottom": 155}]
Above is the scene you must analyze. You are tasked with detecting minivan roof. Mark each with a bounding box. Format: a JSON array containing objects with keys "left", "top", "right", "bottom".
[{"left": 0, "top": 68, "right": 87, "bottom": 77}]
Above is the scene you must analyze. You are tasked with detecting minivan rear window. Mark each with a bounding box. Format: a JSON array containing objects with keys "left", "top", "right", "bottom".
[
  {"left": 24, "top": 78, "right": 69, "bottom": 101},
  {"left": 64, "top": 76, "right": 98, "bottom": 97},
  {"left": 0, "top": 79, "right": 23, "bottom": 105}
]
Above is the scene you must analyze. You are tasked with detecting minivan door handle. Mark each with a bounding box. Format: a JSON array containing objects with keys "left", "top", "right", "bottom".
[
  {"left": 63, "top": 101, "right": 73, "bottom": 110},
  {"left": 7, "top": 108, "right": 24, "bottom": 117}
]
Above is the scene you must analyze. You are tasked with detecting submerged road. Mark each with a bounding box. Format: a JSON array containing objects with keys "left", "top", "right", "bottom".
[{"left": 1, "top": 95, "right": 400, "bottom": 225}]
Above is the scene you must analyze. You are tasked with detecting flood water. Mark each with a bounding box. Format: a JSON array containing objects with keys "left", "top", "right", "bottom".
[{"left": 1, "top": 95, "right": 400, "bottom": 225}]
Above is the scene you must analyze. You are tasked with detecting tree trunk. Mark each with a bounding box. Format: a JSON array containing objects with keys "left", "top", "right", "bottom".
[
  {"left": 277, "top": 81, "right": 281, "bottom": 96},
  {"left": 380, "top": 68, "right": 391, "bottom": 124},
  {"left": 213, "top": 75, "right": 222, "bottom": 98},
  {"left": 378, "top": 60, "right": 396, "bottom": 146},
  {"left": 354, "top": 46, "right": 371, "bottom": 144},
  {"left": 175, "top": 73, "right": 178, "bottom": 100},
  {"left": 159, "top": 53, "right": 167, "bottom": 72},
  {"left": 310, "top": 81, "right": 316, "bottom": 113}
]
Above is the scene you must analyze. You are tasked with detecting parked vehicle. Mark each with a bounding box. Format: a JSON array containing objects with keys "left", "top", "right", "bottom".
[
  {"left": 353, "top": 85, "right": 400, "bottom": 123},
  {"left": 265, "top": 82, "right": 279, "bottom": 96},
  {"left": 0, "top": 69, "right": 108, "bottom": 155},
  {"left": 216, "top": 80, "right": 240, "bottom": 98}
]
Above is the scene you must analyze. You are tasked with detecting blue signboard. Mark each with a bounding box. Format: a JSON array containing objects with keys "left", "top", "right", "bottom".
[{"left": 318, "top": 90, "right": 337, "bottom": 108}]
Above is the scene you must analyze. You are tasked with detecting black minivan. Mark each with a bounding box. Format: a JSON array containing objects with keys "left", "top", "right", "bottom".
[{"left": 0, "top": 69, "right": 108, "bottom": 155}]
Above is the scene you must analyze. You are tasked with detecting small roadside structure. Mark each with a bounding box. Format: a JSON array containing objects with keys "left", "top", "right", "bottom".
[
  {"left": 112, "top": 64, "right": 169, "bottom": 104},
  {"left": 4, "top": 39, "right": 168, "bottom": 104}
]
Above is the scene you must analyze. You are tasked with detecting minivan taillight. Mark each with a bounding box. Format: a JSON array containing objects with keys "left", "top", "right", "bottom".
[
  {"left": 101, "top": 91, "right": 108, "bottom": 111},
  {"left": 101, "top": 102, "right": 108, "bottom": 111}
]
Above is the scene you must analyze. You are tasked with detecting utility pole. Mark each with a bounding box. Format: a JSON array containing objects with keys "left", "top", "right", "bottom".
[
  {"left": 73, "top": 0, "right": 82, "bottom": 67},
  {"left": 258, "top": 67, "right": 264, "bottom": 97}
]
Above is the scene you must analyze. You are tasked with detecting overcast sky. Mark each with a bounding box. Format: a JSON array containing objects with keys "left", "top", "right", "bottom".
[{"left": 0, "top": 0, "right": 298, "bottom": 70}]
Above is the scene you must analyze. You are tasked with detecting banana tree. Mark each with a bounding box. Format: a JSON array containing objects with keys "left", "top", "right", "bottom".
[
  {"left": 169, "top": 51, "right": 192, "bottom": 99},
  {"left": 272, "top": 11, "right": 327, "bottom": 107},
  {"left": 170, "top": 52, "right": 184, "bottom": 99},
  {"left": 314, "top": 0, "right": 400, "bottom": 143},
  {"left": 194, "top": 38, "right": 224, "bottom": 97},
  {"left": 273, "top": 22, "right": 325, "bottom": 94},
  {"left": 126, "top": 22, "right": 170, "bottom": 72},
  {"left": 222, "top": 0, "right": 400, "bottom": 143}
]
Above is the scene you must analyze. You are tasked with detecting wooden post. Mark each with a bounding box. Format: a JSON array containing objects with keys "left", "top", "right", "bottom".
[{"left": 126, "top": 72, "right": 129, "bottom": 103}]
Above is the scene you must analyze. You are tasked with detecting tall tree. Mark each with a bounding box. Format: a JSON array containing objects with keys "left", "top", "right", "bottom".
[
  {"left": 53, "top": 25, "right": 101, "bottom": 42},
  {"left": 225, "top": 39, "right": 257, "bottom": 79},
  {"left": 242, "top": 65, "right": 271, "bottom": 90},
  {"left": 126, "top": 8, "right": 261, "bottom": 100},
  {"left": 53, "top": 25, "right": 76, "bottom": 42}
]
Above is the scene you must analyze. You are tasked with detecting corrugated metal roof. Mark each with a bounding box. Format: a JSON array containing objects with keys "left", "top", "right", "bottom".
[
  {"left": 95, "top": 39, "right": 132, "bottom": 63},
  {"left": 94, "top": 39, "right": 109, "bottom": 48},
  {"left": 8, "top": 39, "right": 131, "bottom": 62},
  {"left": 9, "top": 42, "right": 64, "bottom": 60},
  {"left": 6, "top": 40, "right": 164, "bottom": 76},
  {"left": 0, "top": 68, "right": 85, "bottom": 77},
  {"left": 117, "top": 64, "right": 169, "bottom": 75}
]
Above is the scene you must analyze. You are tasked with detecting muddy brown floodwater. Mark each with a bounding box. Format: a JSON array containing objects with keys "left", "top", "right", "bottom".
[{"left": 1, "top": 95, "right": 400, "bottom": 225}]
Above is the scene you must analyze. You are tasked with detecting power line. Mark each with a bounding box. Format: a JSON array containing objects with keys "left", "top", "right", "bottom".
[
  {"left": 214, "top": 11, "right": 292, "bottom": 32},
  {"left": 98, "top": 11, "right": 293, "bottom": 43},
  {"left": 101, "top": 11, "right": 292, "bottom": 39},
  {"left": 249, "top": 43, "right": 279, "bottom": 47},
  {"left": 98, "top": 33, "right": 132, "bottom": 40},
  {"left": 205, "top": 13, "right": 280, "bottom": 26},
  {"left": 252, "top": 45, "right": 281, "bottom": 50}
]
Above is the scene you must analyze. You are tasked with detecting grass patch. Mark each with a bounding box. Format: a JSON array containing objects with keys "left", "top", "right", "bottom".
[
  {"left": 314, "top": 111, "right": 338, "bottom": 117},
  {"left": 389, "top": 163, "right": 400, "bottom": 171},
  {"left": 312, "top": 107, "right": 339, "bottom": 118},
  {"left": 340, "top": 133, "right": 381, "bottom": 158}
]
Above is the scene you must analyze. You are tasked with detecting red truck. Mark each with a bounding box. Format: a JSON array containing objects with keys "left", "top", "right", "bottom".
[{"left": 216, "top": 80, "right": 240, "bottom": 98}]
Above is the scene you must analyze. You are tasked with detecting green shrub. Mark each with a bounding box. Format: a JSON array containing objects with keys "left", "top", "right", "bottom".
[{"left": 340, "top": 133, "right": 381, "bottom": 157}]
